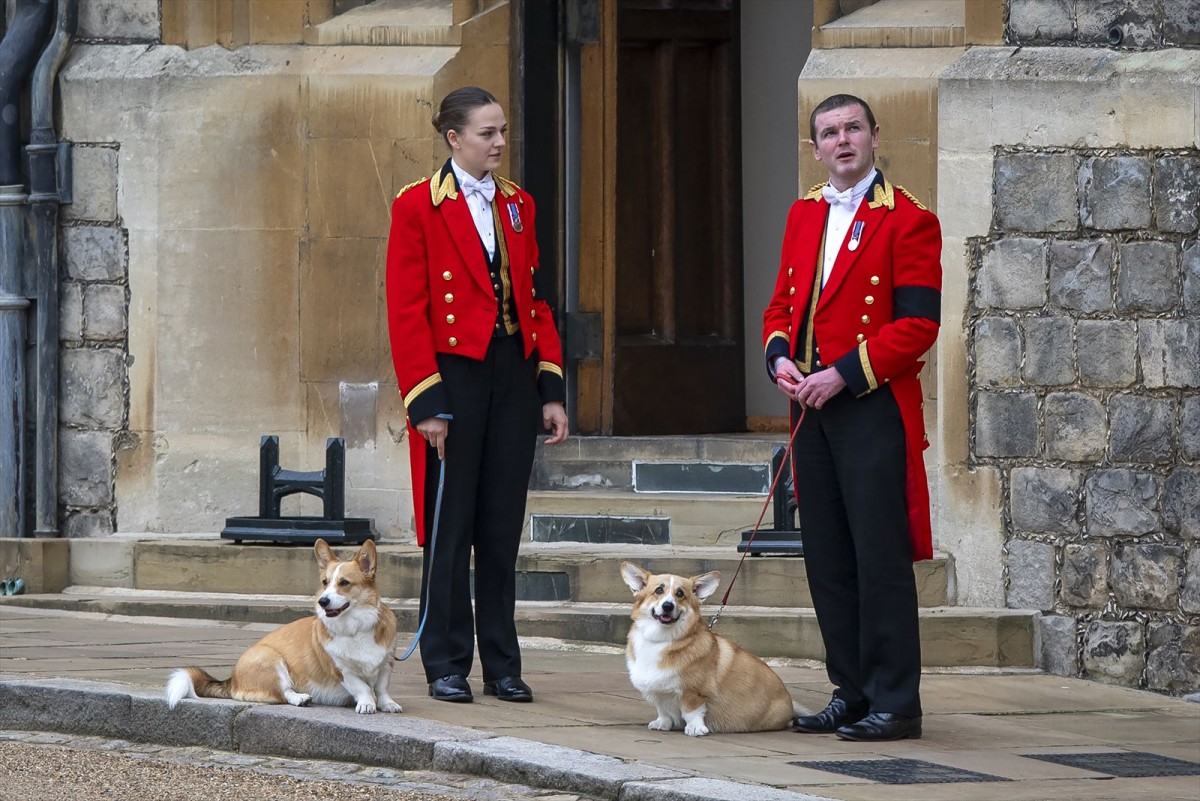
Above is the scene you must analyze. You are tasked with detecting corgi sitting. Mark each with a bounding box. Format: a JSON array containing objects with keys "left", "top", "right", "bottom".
[
  {"left": 165, "top": 538, "right": 401, "bottom": 715},
  {"left": 620, "top": 562, "right": 804, "bottom": 736}
]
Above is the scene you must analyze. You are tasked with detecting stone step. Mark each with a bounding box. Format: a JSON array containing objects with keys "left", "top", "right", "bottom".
[
  {"left": 89, "top": 539, "right": 948, "bottom": 608},
  {"left": 306, "top": 0, "right": 461, "bottom": 46},
  {"left": 0, "top": 588, "right": 1035, "bottom": 668}
]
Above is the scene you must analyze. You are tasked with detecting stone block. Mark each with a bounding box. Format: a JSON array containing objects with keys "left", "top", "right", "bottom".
[
  {"left": 994, "top": 153, "right": 1078, "bottom": 233},
  {"left": 1006, "top": 539, "right": 1055, "bottom": 610},
  {"left": 1008, "top": 0, "right": 1073, "bottom": 42},
  {"left": 1077, "top": 0, "right": 1161, "bottom": 48},
  {"left": 973, "top": 317, "right": 1020, "bottom": 387},
  {"left": 1038, "top": 614, "right": 1079, "bottom": 677},
  {"left": 1117, "top": 241, "right": 1179, "bottom": 314},
  {"left": 1139, "top": 320, "right": 1200, "bottom": 389},
  {"left": 1164, "top": 0, "right": 1200, "bottom": 46},
  {"left": 61, "top": 510, "right": 115, "bottom": 538},
  {"left": 299, "top": 237, "right": 385, "bottom": 383},
  {"left": 79, "top": 0, "right": 160, "bottom": 41},
  {"left": 622, "top": 779, "right": 822, "bottom": 801},
  {"left": 1049, "top": 239, "right": 1112, "bottom": 313},
  {"left": 1085, "top": 469, "right": 1159, "bottom": 538},
  {"left": 976, "top": 238, "right": 1048, "bottom": 309},
  {"left": 306, "top": 138, "right": 394, "bottom": 239},
  {"left": 61, "top": 347, "right": 126, "bottom": 428},
  {"left": 1045, "top": 392, "right": 1107, "bottom": 463},
  {"left": 1112, "top": 543, "right": 1183, "bottom": 610},
  {"left": 975, "top": 391, "right": 1038, "bottom": 458},
  {"left": 64, "top": 146, "right": 119, "bottom": 223},
  {"left": 58, "top": 429, "right": 114, "bottom": 507},
  {"left": 1076, "top": 320, "right": 1137, "bottom": 388},
  {"left": 83, "top": 284, "right": 127, "bottom": 341},
  {"left": 1184, "top": 240, "right": 1199, "bottom": 316},
  {"left": 1182, "top": 548, "right": 1200, "bottom": 614},
  {"left": 62, "top": 226, "right": 124, "bottom": 281},
  {"left": 1022, "top": 317, "right": 1074, "bottom": 386},
  {"left": 1153, "top": 155, "right": 1200, "bottom": 233},
  {"left": 1083, "top": 620, "right": 1145, "bottom": 686},
  {"left": 1163, "top": 468, "right": 1200, "bottom": 540},
  {"left": 1146, "top": 624, "right": 1200, "bottom": 694},
  {"left": 1183, "top": 395, "right": 1200, "bottom": 460},
  {"left": 1061, "top": 543, "right": 1108, "bottom": 608},
  {"left": 1010, "top": 467, "right": 1081, "bottom": 535},
  {"left": 1109, "top": 394, "right": 1174, "bottom": 464},
  {"left": 60, "top": 283, "right": 83, "bottom": 343},
  {"left": 1079, "top": 156, "right": 1152, "bottom": 231}
]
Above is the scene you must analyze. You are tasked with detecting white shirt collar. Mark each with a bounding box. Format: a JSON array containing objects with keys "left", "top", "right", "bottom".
[
  {"left": 450, "top": 158, "right": 490, "bottom": 193},
  {"left": 833, "top": 167, "right": 877, "bottom": 204}
]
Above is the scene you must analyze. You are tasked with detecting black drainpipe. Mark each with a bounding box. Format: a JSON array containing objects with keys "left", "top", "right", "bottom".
[
  {"left": 0, "top": 0, "right": 54, "bottom": 537},
  {"left": 27, "top": 0, "right": 77, "bottom": 538}
]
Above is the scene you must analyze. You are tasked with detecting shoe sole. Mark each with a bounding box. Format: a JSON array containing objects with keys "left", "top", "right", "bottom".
[
  {"left": 483, "top": 688, "right": 532, "bottom": 702},
  {"left": 834, "top": 729, "right": 922, "bottom": 741}
]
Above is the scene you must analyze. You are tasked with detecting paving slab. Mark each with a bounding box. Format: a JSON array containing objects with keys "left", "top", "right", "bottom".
[{"left": 1, "top": 603, "right": 1197, "bottom": 801}]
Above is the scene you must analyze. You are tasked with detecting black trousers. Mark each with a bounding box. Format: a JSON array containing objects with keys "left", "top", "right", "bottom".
[
  {"left": 419, "top": 335, "right": 540, "bottom": 683},
  {"left": 790, "top": 384, "right": 922, "bottom": 717}
]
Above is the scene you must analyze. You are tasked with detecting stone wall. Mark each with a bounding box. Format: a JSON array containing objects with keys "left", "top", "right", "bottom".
[
  {"left": 968, "top": 145, "right": 1199, "bottom": 694},
  {"left": 1008, "top": 0, "right": 1200, "bottom": 49}
]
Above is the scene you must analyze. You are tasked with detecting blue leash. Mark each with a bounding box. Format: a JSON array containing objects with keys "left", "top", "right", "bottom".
[{"left": 396, "top": 457, "right": 445, "bottom": 661}]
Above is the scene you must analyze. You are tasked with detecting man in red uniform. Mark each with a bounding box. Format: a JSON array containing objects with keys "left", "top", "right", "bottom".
[{"left": 762, "top": 94, "right": 941, "bottom": 741}]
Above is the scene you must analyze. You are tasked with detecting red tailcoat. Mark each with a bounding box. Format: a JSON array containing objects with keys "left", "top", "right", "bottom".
[
  {"left": 386, "top": 161, "right": 564, "bottom": 544},
  {"left": 762, "top": 172, "right": 941, "bottom": 561}
]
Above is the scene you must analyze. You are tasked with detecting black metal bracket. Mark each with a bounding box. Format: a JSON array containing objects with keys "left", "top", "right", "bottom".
[
  {"left": 738, "top": 445, "right": 803, "bottom": 556},
  {"left": 221, "top": 435, "right": 377, "bottom": 545}
]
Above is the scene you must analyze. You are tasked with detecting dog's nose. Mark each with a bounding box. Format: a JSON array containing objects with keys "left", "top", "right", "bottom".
[
  {"left": 661, "top": 600, "right": 674, "bottom": 614},
  {"left": 318, "top": 596, "right": 330, "bottom": 608}
]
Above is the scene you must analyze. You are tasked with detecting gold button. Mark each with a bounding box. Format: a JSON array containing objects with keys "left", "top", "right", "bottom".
[
  {"left": 920, "top": 401, "right": 925, "bottom": 409},
  {"left": 530, "top": 267, "right": 535, "bottom": 274},
  {"left": 530, "top": 309, "right": 536, "bottom": 318},
  {"left": 531, "top": 288, "right": 536, "bottom": 297},
  {"left": 788, "top": 306, "right": 793, "bottom": 313},
  {"left": 789, "top": 286, "right": 796, "bottom": 296},
  {"left": 788, "top": 268, "right": 794, "bottom": 277},
  {"left": 865, "top": 295, "right": 874, "bottom": 305},
  {"left": 446, "top": 314, "right": 455, "bottom": 324},
  {"left": 445, "top": 293, "right": 454, "bottom": 303},
  {"left": 862, "top": 315, "right": 871, "bottom": 324},
  {"left": 816, "top": 360, "right": 822, "bottom": 367},
  {"left": 532, "top": 332, "right": 538, "bottom": 342},
  {"left": 448, "top": 337, "right": 458, "bottom": 347},
  {"left": 443, "top": 271, "right": 452, "bottom": 281},
  {"left": 857, "top": 334, "right": 864, "bottom": 343},
  {"left": 870, "top": 275, "right": 879, "bottom": 285}
]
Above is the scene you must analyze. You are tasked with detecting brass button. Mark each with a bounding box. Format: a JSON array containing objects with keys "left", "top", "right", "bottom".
[
  {"left": 789, "top": 286, "right": 796, "bottom": 296},
  {"left": 920, "top": 401, "right": 925, "bottom": 409},
  {"left": 816, "top": 359, "right": 822, "bottom": 367},
  {"left": 445, "top": 293, "right": 454, "bottom": 303},
  {"left": 788, "top": 306, "right": 793, "bottom": 313},
  {"left": 443, "top": 271, "right": 452, "bottom": 281},
  {"left": 446, "top": 314, "right": 455, "bottom": 324},
  {"left": 865, "top": 295, "right": 874, "bottom": 305},
  {"left": 857, "top": 334, "right": 865, "bottom": 343},
  {"left": 788, "top": 268, "right": 794, "bottom": 277},
  {"left": 448, "top": 337, "right": 458, "bottom": 347},
  {"left": 870, "top": 275, "right": 879, "bottom": 285},
  {"left": 532, "top": 332, "right": 538, "bottom": 342},
  {"left": 861, "top": 315, "right": 871, "bottom": 324},
  {"left": 530, "top": 309, "right": 536, "bottom": 318},
  {"left": 531, "top": 288, "right": 536, "bottom": 297}
]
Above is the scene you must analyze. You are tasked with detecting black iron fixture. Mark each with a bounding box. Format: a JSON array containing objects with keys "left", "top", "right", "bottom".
[{"left": 738, "top": 445, "right": 803, "bottom": 556}]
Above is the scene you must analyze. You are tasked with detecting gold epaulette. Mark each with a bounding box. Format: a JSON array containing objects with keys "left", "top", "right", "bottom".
[
  {"left": 430, "top": 171, "right": 458, "bottom": 206},
  {"left": 896, "top": 185, "right": 928, "bottom": 211},
  {"left": 396, "top": 178, "right": 426, "bottom": 199},
  {"left": 803, "top": 182, "right": 826, "bottom": 201},
  {"left": 494, "top": 174, "right": 521, "bottom": 199},
  {"left": 867, "top": 180, "right": 896, "bottom": 211}
]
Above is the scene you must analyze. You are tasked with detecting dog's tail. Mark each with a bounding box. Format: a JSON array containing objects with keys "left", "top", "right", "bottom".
[
  {"left": 792, "top": 700, "right": 812, "bottom": 718},
  {"left": 165, "top": 667, "right": 233, "bottom": 709}
]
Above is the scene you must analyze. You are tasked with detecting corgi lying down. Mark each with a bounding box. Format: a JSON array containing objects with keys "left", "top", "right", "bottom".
[
  {"left": 165, "top": 538, "right": 401, "bottom": 715},
  {"left": 621, "top": 562, "right": 804, "bottom": 736}
]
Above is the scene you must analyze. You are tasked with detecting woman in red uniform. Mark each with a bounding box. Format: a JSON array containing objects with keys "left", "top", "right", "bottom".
[{"left": 386, "top": 86, "right": 568, "bottom": 704}]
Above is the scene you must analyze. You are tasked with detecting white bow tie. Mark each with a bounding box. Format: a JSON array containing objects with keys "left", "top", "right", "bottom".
[
  {"left": 822, "top": 184, "right": 855, "bottom": 208},
  {"left": 460, "top": 175, "right": 495, "bottom": 202}
]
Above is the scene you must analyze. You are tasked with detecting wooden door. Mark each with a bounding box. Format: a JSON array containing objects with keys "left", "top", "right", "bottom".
[{"left": 612, "top": 0, "right": 743, "bottom": 434}]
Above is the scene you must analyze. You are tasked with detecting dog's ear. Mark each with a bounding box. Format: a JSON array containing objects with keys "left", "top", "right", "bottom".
[
  {"left": 355, "top": 539, "right": 378, "bottom": 580},
  {"left": 620, "top": 561, "right": 649, "bottom": 594},
  {"left": 314, "top": 539, "right": 335, "bottom": 570},
  {"left": 691, "top": 571, "right": 721, "bottom": 601}
]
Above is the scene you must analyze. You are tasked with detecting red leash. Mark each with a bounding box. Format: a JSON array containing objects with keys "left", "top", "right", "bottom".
[{"left": 708, "top": 407, "right": 807, "bottom": 630}]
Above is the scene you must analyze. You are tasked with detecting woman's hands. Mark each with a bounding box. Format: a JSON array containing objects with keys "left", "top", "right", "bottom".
[
  {"left": 416, "top": 417, "right": 448, "bottom": 460},
  {"left": 543, "top": 402, "right": 569, "bottom": 444}
]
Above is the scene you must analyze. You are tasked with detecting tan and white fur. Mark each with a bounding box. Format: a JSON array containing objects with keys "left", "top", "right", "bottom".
[
  {"left": 165, "top": 539, "right": 401, "bottom": 715},
  {"left": 620, "top": 562, "right": 803, "bottom": 736}
]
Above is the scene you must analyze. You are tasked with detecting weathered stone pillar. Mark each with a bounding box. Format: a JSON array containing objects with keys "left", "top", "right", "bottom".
[{"left": 0, "top": 184, "right": 29, "bottom": 537}]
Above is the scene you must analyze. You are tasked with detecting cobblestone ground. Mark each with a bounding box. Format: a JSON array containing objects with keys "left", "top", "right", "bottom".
[{"left": 0, "top": 731, "right": 600, "bottom": 801}]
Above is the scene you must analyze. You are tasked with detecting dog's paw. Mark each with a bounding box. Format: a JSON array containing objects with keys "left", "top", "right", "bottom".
[
  {"left": 287, "top": 693, "right": 313, "bottom": 707},
  {"left": 648, "top": 718, "right": 672, "bottom": 731},
  {"left": 380, "top": 700, "right": 403, "bottom": 713},
  {"left": 684, "top": 722, "right": 710, "bottom": 737},
  {"left": 355, "top": 700, "right": 378, "bottom": 714}
]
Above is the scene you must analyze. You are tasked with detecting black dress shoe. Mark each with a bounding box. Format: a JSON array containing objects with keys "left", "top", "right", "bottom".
[
  {"left": 836, "top": 712, "right": 922, "bottom": 741},
  {"left": 791, "top": 697, "right": 868, "bottom": 733},
  {"left": 483, "top": 676, "right": 533, "bottom": 702},
  {"left": 428, "top": 674, "right": 473, "bottom": 703}
]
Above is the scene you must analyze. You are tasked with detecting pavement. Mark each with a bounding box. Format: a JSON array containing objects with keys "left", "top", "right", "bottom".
[{"left": 1, "top": 602, "right": 1199, "bottom": 801}]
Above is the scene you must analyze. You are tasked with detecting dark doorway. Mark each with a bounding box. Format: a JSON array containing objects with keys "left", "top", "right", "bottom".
[{"left": 613, "top": 0, "right": 744, "bottom": 435}]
